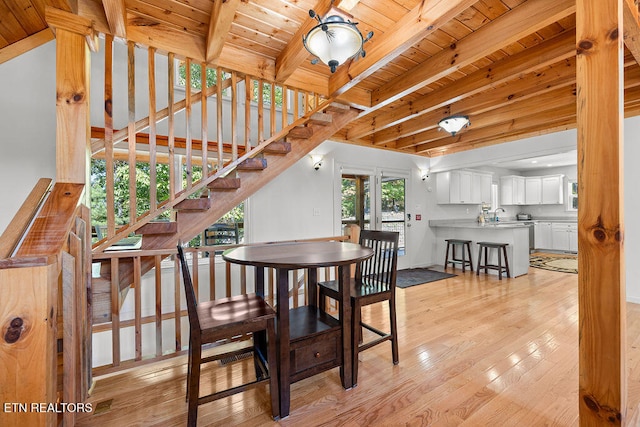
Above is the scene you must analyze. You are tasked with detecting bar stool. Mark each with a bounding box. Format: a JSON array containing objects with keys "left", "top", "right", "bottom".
[
  {"left": 444, "top": 239, "right": 473, "bottom": 272},
  {"left": 476, "top": 242, "right": 511, "bottom": 280}
]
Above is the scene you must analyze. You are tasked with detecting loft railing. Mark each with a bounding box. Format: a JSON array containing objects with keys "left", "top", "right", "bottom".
[
  {"left": 91, "top": 36, "right": 325, "bottom": 251},
  {"left": 90, "top": 234, "right": 352, "bottom": 376}
]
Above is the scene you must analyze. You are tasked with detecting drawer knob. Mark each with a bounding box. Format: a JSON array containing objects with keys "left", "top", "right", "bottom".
[{"left": 315, "top": 352, "right": 321, "bottom": 358}]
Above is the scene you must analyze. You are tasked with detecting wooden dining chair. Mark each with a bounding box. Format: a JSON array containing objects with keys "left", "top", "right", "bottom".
[
  {"left": 176, "top": 246, "right": 279, "bottom": 426},
  {"left": 317, "top": 230, "right": 400, "bottom": 385}
]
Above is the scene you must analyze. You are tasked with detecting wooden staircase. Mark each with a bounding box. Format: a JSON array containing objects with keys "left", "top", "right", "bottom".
[{"left": 92, "top": 101, "right": 358, "bottom": 305}]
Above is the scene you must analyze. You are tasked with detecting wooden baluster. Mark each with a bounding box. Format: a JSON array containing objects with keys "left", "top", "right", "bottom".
[
  {"left": 245, "top": 75, "right": 252, "bottom": 151},
  {"left": 185, "top": 58, "right": 193, "bottom": 189},
  {"left": 294, "top": 88, "right": 299, "bottom": 121},
  {"left": 214, "top": 67, "right": 222, "bottom": 171},
  {"left": 293, "top": 269, "right": 299, "bottom": 308},
  {"left": 154, "top": 255, "right": 163, "bottom": 358},
  {"left": 127, "top": 41, "right": 137, "bottom": 225},
  {"left": 231, "top": 71, "right": 238, "bottom": 161},
  {"left": 148, "top": 47, "right": 158, "bottom": 209},
  {"left": 167, "top": 53, "right": 176, "bottom": 208},
  {"left": 111, "top": 258, "right": 120, "bottom": 366},
  {"left": 281, "top": 85, "right": 288, "bottom": 129},
  {"left": 134, "top": 256, "right": 142, "bottom": 361},
  {"left": 201, "top": 63, "right": 208, "bottom": 178},
  {"left": 270, "top": 81, "right": 276, "bottom": 137},
  {"left": 104, "top": 34, "right": 116, "bottom": 239},
  {"left": 258, "top": 79, "right": 264, "bottom": 142}
]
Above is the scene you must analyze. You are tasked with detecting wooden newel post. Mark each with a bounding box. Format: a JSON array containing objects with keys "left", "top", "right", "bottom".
[{"left": 576, "top": 0, "right": 626, "bottom": 425}]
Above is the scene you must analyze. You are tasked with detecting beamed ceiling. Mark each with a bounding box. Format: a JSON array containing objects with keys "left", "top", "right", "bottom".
[{"left": 2, "top": 0, "right": 640, "bottom": 158}]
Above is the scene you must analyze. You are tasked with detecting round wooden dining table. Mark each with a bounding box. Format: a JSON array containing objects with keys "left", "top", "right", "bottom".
[{"left": 223, "top": 240, "right": 373, "bottom": 418}]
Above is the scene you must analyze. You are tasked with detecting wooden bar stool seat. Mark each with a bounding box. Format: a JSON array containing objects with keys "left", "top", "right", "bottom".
[
  {"left": 444, "top": 239, "right": 473, "bottom": 272},
  {"left": 476, "top": 242, "right": 511, "bottom": 280}
]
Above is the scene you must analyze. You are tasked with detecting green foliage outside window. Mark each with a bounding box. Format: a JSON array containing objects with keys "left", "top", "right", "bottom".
[{"left": 177, "top": 62, "right": 283, "bottom": 107}]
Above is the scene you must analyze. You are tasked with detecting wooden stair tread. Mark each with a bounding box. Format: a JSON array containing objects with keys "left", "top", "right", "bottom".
[
  {"left": 175, "top": 198, "right": 211, "bottom": 211},
  {"left": 264, "top": 140, "right": 291, "bottom": 154},
  {"left": 308, "top": 112, "right": 332, "bottom": 126},
  {"left": 137, "top": 221, "right": 178, "bottom": 234},
  {"left": 324, "top": 102, "right": 350, "bottom": 113},
  {"left": 287, "top": 126, "right": 313, "bottom": 139},
  {"left": 208, "top": 176, "right": 241, "bottom": 190},
  {"left": 237, "top": 157, "right": 267, "bottom": 171}
]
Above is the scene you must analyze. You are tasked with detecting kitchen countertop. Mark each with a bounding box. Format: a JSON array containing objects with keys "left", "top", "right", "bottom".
[{"left": 429, "top": 221, "right": 530, "bottom": 229}]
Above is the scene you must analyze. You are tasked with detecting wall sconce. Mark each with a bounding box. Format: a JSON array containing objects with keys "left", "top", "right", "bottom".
[
  {"left": 310, "top": 154, "right": 323, "bottom": 171},
  {"left": 420, "top": 169, "right": 429, "bottom": 181}
]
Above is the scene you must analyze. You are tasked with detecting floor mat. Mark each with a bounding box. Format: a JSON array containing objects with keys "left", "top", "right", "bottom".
[
  {"left": 396, "top": 268, "right": 457, "bottom": 288},
  {"left": 530, "top": 254, "right": 578, "bottom": 274}
]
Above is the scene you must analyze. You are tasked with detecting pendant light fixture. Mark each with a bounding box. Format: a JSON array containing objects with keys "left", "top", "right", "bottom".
[{"left": 303, "top": 7, "right": 373, "bottom": 73}]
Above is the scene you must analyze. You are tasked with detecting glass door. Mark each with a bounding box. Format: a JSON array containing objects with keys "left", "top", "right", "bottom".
[
  {"left": 379, "top": 175, "right": 406, "bottom": 257},
  {"left": 341, "top": 174, "right": 371, "bottom": 231}
]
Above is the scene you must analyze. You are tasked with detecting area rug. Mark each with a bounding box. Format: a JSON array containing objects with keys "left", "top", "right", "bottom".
[
  {"left": 396, "top": 268, "right": 457, "bottom": 289},
  {"left": 529, "top": 254, "right": 578, "bottom": 274}
]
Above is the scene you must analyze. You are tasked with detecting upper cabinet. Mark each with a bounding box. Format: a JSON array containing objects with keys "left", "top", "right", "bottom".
[
  {"left": 501, "top": 174, "right": 564, "bottom": 205},
  {"left": 500, "top": 175, "right": 525, "bottom": 205},
  {"left": 436, "top": 170, "right": 492, "bottom": 204}
]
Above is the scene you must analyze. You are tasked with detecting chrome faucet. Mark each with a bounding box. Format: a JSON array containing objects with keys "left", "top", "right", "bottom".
[{"left": 493, "top": 207, "right": 505, "bottom": 222}]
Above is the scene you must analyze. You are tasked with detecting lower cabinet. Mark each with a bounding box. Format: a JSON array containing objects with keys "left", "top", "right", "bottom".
[
  {"left": 551, "top": 223, "right": 578, "bottom": 252},
  {"left": 534, "top": 222, "right": 553, "bottom": 249}
]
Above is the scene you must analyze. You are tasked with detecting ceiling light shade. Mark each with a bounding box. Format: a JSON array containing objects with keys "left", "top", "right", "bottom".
[
  {"left": 438, "top": 115, "right": 470, "bottom": 136},
  {"left": 303, "top": 8, "right": 372, "bottom": 73}
]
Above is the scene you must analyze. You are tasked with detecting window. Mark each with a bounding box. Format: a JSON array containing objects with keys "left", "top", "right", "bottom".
[{"left": 567, "top": 180, "right": 578, "bottom": 211}]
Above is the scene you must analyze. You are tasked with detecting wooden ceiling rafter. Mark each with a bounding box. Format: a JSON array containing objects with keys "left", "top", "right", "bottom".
[
  {"left": 206, "top": 0, "right": 241, "bottom": 63},
  {"left": 101, "top": 0, "right": 126, "bottom": 39},
  {"left": 346, "top": 28, "right": 578, "bottom": 140},
  {"left": 328, "top": 0, "right": 479, "bottom": 98},
  {"left": 369, "top": 0, "right": 576, "bottom": 110},
  {"left": 623, "top": 0, "right": 640, "bottom": 65}
]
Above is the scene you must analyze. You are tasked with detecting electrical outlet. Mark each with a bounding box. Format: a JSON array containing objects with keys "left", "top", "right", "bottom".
[
  {"left": 313, "top": 207, "right": 320, "bottom": 216},
  {"left": 466, "top": 208, "right": 470, "bottom": 214}
]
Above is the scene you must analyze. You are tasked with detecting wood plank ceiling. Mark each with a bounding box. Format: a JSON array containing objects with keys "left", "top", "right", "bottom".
[{"left": 2, "top": 0, "right": 640, "bottom": 158}]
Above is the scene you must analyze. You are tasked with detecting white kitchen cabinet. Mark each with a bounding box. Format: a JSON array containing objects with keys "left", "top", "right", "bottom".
[
  {"left": 437, "top": 170, "right": 491, "bottom": 204},
  {"left": 534, "top": 221, "right": 553, "bottom": 249},
  {"left": 500, "top": 175, "right": 525, "bottom": 205},
  {"left": 542, "top": 175, "right": 564, "bottom": 204},
  {"left": 472, "top": 172, "right": 492, "bottom": 204},
  {"left": 551, "top": 222, "right": 578, "bottom": 252},
  {"left": 525, "top": 177, "right": 542, "bottom": 205}
]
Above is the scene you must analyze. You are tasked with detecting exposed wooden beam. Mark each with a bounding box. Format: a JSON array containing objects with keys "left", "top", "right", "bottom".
[
  {"left": 576, "top": 0, "right": 626, "bottom": 424},
  {"left": 376, "top": 58, "right": 577, "bottom": 146},
  {"left": 45, "top": 6, "right": 98, "bottom": 52},
  {"left": 347, "top": 29, "right": 577, "bottom": 140},
  {"left": 206, "top": 0, "right": 241, "bottom": 63},
  {"left": 623, "top": 0, "right": 640, "bottom": 64},
  {"left": 102, "top": 0, "right": 127, "bottom": 39},
  {"left": 0, "top": 29, "right": 55, "bottom": 65},
  {"left": 275, "top": 0, "right": 342, "bottom": 83},
  {"left": 369, "top": 0, "right": 575, "bottom": 110},
  {"left": 328, "top": 0, "right": 477, "bottom": 98}
]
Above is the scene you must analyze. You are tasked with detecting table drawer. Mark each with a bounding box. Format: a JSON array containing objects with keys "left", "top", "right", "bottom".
[{"left": 290, "top": 329, "right": 341, "bottom": 381}]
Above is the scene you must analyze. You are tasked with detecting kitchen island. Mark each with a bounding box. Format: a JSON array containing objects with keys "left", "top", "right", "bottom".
[{"left": 429, "top": 220, "right": 530, "bottom": 277}]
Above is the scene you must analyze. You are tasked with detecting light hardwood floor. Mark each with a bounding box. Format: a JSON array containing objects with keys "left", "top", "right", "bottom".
[{"left": 76, "top": 265, "right": 640, "bottom": 426}]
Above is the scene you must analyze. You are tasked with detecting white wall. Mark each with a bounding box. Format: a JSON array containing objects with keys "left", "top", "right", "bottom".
[
  {"left": 0, "top": 41, "right": 57, "bottom": 233},
  {"left": 1, "top": 40, "right": 639, "bottom": 301}
]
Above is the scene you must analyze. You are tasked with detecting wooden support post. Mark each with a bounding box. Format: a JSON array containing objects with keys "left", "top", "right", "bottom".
[
  {"left": 53, "top": 21, "right": 91, "bottom": 190},
  {"left": 576, "top": 0, "right": 626, "bottom": 425}
]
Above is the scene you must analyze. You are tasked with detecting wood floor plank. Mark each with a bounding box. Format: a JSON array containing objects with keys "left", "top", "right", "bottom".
[{"left": 76, "top": 266, "right": 640, "bottom": 426}]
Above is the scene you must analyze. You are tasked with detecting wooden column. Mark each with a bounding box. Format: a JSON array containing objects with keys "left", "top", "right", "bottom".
[
  {"left": 47, "top": 8, "right": 95, "bottom": 188},
  {"left": 576, "top": 0, "right": 626, "bottom": 425}
]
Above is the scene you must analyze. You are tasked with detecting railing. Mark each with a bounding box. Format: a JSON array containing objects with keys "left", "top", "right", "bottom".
[
  {"left": 91, "top": 36, "right": 326, "bottom": 251},
  {"left": 90, "top": 234, "right": 351, "bottom": 376}
]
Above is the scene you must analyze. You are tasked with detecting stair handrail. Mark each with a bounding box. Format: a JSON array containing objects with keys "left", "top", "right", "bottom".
[
  {"left": 0, "top": 178, "right": 53, "bottom": 259},
  {"left": 93, "top": 97, "right": 338, "bottom": 253}
]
